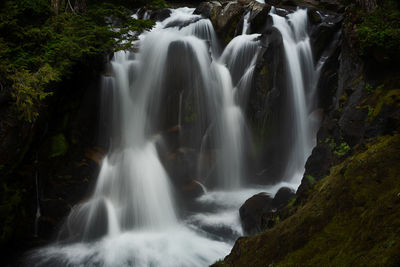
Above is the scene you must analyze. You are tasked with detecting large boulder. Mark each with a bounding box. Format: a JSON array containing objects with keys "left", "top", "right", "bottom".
[
  {"left": 194, "top": 1, "right": 222, "bottom": 20},
  {"left": 271, "top": 187, "right": 295, "bottom": 210},
  {"left": 239, "top": 192, "right": 272, "bottom": 235},
  {"left": 150, "top": 8, "right": 171, "bottom": 22},
  {"left": 209, "top": 1, "right": 245, "bottom": 43},
  {"left": 249, "top": 4, "right": 272, "bottom": 33}
]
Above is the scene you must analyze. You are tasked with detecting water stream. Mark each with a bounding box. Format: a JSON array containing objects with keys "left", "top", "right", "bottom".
[{"left": 29, "top": 6, "right": 322, "bottom": 267}]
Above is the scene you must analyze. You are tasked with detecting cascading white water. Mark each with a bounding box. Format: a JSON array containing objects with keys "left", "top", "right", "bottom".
[
  {"left": 29, "top": 6, "right": 324, "bottom": 267},
  {"left": 29, "top": 7, "right": 259, "bottom": 266},
  {"left": 270, "top": 7, "right": 320, "bottom": 184},
  {"left": 242, "top": 11, "right": 250, "bottom": 35}
]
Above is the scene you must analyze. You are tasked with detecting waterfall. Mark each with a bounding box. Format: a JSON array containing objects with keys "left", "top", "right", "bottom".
[
  {"left": 28, "top": 6, "right": 324, "bottom": 267},
  {"left": 270, "top": 7, "right": 320, "bottom": 184},
  {"left": 242, "top": 11, "right": 250, "bottom": 35}
]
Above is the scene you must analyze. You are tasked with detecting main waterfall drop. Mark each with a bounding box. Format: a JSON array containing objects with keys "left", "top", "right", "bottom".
[
  {"left": 28, "top": 6, "right": 323, "bottom": 267},
  {"left": 267, "top": 7, "right": 321, "bottom": 185}
]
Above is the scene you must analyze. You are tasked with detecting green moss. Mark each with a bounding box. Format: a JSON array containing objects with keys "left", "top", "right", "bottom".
[
  {"left": 220, "top": 134, "right": 400, "bottom": 267},
  {"left": 305, "top": 175, "right": 316, "bottom": 185},
  {"left": 362, "top": 88, "right": 400, "bottom": 122},
  {"left": 287, "top": 196, "right": 297, "bottom": 208},
  {"left": 49, "top": 133, "right": 69, "bottom": 158},
  {"left": 213, "top": 259, "right": 225, "bottom": 265}
]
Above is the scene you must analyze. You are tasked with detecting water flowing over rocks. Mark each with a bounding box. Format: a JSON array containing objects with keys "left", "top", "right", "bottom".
[{"left": 3, "top": 0, "right": 398, "bottom": 266}]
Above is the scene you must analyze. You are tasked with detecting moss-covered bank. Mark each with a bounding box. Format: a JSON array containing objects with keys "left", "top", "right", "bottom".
[{"left": 217, "top": 134, "right": 400, "bottom": 266}]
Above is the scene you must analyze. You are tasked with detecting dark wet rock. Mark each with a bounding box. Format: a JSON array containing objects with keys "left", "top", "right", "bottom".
[
  {"left": 316, "top": 38, "right": 341, "bottom": 110},
  {"left": 260, "top": 210, "right": 279, "bottom": 229},
  {"left": 239, "top": 192, "right": 272, "bottom": 235},
  {"left": 150, "top": 8, "right": 171, "bottom": 22},
  {"left": 298, "top": 22, "right": 365, "bottom": 194},
  {"left": 215, "top": 1, "right": 244, "bottom": 30},
  {"left": 272, "top": 187, "right": 295, "bottom": 210},
  {"left": 308, "top": 9, "right": 322, "bottom": 24},
  {"left": 339, "top": 97, "right": 368, "bottom": 146},
  {"left": 248, "top": 26, "right": 293, "bottom": 184},
  {"left": 249, "top": 5, "right": 272, "bottom": 33},
  {"left": 41, "top": 198, "right": 71, "bottom": 221},
  {"left": 318, "top": 0, "right": 344, "bottom": 12},
  {"left": 265, "top": 0, "right": 282, "bottom": 5},
  {"left": 281, "top": 0, "right": 319, "bottom": 8},
  {"left": 311, "top": 14, "right": 343, "bottom": 61},
  {"left": 282, "top": 0, "right": 344, "bottom": 11},
  {"left": 163, "top": 147, "right": 197, "bottom": 187},
  {"left": 209, "top": 1, "right": 245, "bottom": 43},
  {"left": 164, "top": 16, "right": 202, "bottom": 29},
  {"left": 180, "top": 179, "right": 206, "bottom": 198},
  {"left": 194, "top": 1, "right": 222, "bottom": 19}
]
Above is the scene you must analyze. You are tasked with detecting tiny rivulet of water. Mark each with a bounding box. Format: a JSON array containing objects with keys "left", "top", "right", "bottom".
[{"left": 28, "top": 6, "right": 322, "bottom": 267}]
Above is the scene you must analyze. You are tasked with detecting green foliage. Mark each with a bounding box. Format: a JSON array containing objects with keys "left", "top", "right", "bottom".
[
  {"left": 333, "top": 142, "right": 350, "bottom": 157},
  {"left": 0, "top": 0, "right": 155, "bottom": 122},
  {"left": 354, "top": 0, "right": 400, "bottom": 59},
  {"left": 325, "top": 138, "right": 350, "bottom": 157},
  {"left": 10, "top": 64, "right": 58, "bottom": 122},
  {"left": 365, "top": 83, "right": 373, "bottom": 94}
]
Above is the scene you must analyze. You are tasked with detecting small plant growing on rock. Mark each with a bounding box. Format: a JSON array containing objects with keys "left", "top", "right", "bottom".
[{"left": 333, "top": 142, "right": 350, "bottom": 157}]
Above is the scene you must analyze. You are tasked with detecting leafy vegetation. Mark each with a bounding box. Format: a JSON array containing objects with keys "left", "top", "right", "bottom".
[
  {"left": 324, "top": 138, "right": 350, "bottom": 157},
  {"left": 352, "top": 0, "right": 400, "bottom": 59},
  {"left": 0, "top": 0, "right": 158, "bottom": 122}
]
